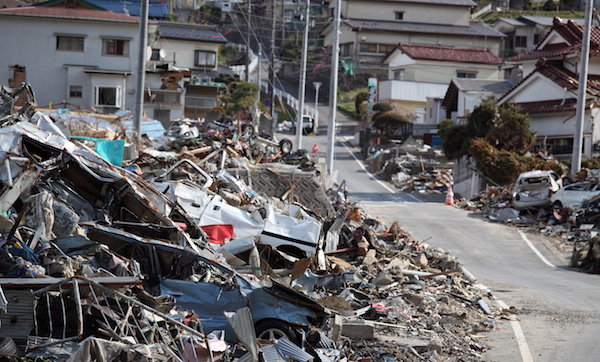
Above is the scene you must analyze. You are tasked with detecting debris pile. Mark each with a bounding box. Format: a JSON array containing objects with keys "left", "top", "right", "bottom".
[
  {"left": 365, "top": 142, "right": 454, "bottom": 195},
  {"left": 0, "top": 83, "right": 503, "bottom": 361}
]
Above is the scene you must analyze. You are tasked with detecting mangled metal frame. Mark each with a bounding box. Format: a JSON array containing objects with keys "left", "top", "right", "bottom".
[
  {"left": 0, "top": 116, "right": 208, "bottom": 253},
  {"left": 22, "top": 275, "right": 207, "bottom": 360}
]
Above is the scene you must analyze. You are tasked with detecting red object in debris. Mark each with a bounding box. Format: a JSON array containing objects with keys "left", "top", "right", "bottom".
[
  {"left": 371, "top": 303, "right": 387, "bottom": 313},
  {"left": 200, "top": 224, "right": 235, "bottom": 245},
  {"left": 174, "top": 222, "right": 187, "bottom": 230},
  {"left": 312, "top": 143, "right": 319, "bottom": 154}
]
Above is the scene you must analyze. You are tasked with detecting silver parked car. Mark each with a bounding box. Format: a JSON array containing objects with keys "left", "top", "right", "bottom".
[
  {"left": 550, "top": 181, "right": 600, "bottom": 209},
  {"left": 512, "top": 170, "right": 563, "bottom": 210}
]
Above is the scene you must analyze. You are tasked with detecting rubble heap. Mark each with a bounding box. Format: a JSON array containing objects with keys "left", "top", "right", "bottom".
[{"left": 0, "top": 83, "right": 505, "bottom": 362}]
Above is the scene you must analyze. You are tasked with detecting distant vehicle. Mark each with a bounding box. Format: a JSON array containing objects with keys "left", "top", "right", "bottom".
[
  {"left": 512, "top": 170, "right": 563, "bottom": 210},
  {"left": 551, "top": 181, "right": 600, "bottom": 209},
  {"left": 165, "top": 120, "right": 202, "bottom": 139},
  {"left": 297, "top": 115, "right": 314, "bottom": 135}
]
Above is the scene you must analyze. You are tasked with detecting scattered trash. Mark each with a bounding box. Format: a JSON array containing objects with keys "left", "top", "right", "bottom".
[{"left": 0, "top": 83, "right": 505, "bottom": 361}]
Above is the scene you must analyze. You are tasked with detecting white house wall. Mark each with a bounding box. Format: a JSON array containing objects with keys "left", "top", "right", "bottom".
[
  {"left": 388, "top": 59, "right": 501, "bottom": 84},
  {"left": 153, "top": 38, "right": 220, "bottom": 71},
  {"left": 530, "top": 110, "right": 594, "bottom": 157},
  {"left": 502, "top": 74, "right": 574, "bottom": 103},
  {"left": 0, "top": 15, "right": 140, "bottom": 111},
  {"left": 379, "top": 80, "right": 448, "bottom": 103},
  {"left": 336, "top": 1, "right": 471, "bottom": 26}
]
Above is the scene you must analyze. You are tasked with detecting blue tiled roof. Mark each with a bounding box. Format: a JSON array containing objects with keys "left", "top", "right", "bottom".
[
  {"left": 158, "top": 22, "right": 228, "bottom": 43},
  {"left": 58, "top": 0, "right": 169, "bottom": 18},
  {"left": 90, "top": 0, "right": 168, "bottom": 18}
]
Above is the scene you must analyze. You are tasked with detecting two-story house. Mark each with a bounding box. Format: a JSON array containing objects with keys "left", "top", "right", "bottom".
[
  {"left": 499, "top": 18, "right": 600, "bottom": 160},
  {"left": 492, "top": 15, "right": 584, "bottom": 58},
  {"left": 0, "top": 7, "right": 147, "bottom": 114},
  {"left": 149, "top": 21, "right": 231, "bottom": 122},
  {"left": 378, "top": 43, "right": 504, "bottom": 127},
  {"left": 319, "top": 0, "right": 505, "bottom": 76}
]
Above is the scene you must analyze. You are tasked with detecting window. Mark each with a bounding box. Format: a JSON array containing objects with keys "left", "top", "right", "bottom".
[
  {"left": 395, "top": 12, "right": 403, "bottom": 20},
  {"left": 457, "top": 71, "right": 477, "bottom": 79},
  {"left": 145, "top": 91, "right": 181, "bottom": 104},
  {"left": 94, "top": 86, "right": 121, "bottom": 107},
  {"left": 393, "top": 69, "right": 405, "bottom": 80},
  {"left": 102, "top": 38, "right": 129, "bottom": 56},
  {"left": 534, "top": 34, "right": 541, "bottom": 45},
  {"left": 56, "top": 36, "right": 84, "bottom": 51},
  {"left": 185, "top": 95, "right": 215, "bottom": 109},
  {"left": 535, "top": 138, "right": 575, "bottom": 155},
  {"left": 340, "top": 43, "right": 352, "bottom": 56},
  {"left": 515, "top": 36, "right": 527, "bottom": 48},
  {"left": 151, "top": 49, "right": 161, "bottom": 61},
  {"left": 195, "top": 50, "right": 216, "bottom": 67},
  {"left": 69, "top": 86, "right": 82, "bottom": 98},
  {"left": 359, "top": 43, "right": 395, "bottom": 54}
]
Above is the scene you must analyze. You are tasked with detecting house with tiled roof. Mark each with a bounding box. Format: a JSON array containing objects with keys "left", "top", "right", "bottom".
[
  {"left": 378, "top": 43, "right": 504, "bottom": 126},
  {"left": 0, "top": 7, "right": 148, "bottom": 114},
  {"left": 492, "top": 16, "right": 585, "bottom": 58},
  {"left": 498, "top": 58, "right": 600, "bottom": 159},
  {"left": 0, "top": 7, "right": 230, "bottom": 124},
  {"left": 497, "top": 18, "right": 600, "bottom": 159},
  {"left": 441, "top": 78, "right": 514, "bottom": 123},
  {"left": 506, "top": 17, "right": 600, "bottom": 78},
  {"left": 34, "top": 0, "right": 169, "bottom": 19},
  {"left": 149, "top": 22, "right": 232, "bottom": 121},
  {"left": 319, "top": 0, "right": 504, "bottom": 77}
]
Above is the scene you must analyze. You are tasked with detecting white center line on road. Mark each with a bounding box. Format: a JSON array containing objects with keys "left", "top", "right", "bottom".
[
  {"left": 518, "top": 230, "right": 568, "bottom": 271},
  {"left": 338, "top": 137, "right": 423, "bottom": 203},
  {"left": 494, "top": 298, "right": 534, "bottom": 362},
  {"left": 338, "top": 136, "right": 532, "bottom": 360}
]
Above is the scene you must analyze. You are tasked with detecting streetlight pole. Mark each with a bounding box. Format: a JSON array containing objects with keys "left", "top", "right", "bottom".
[
  {"left": 295, "top": 0, "right": 310, "bottom": 151},
  {"left": 326, "top": 0, "right": 341, "bottom": 175},
  {"left": 313, "top": 81, "right": 321, "bottom": 133},
  {"left": 134, "top": 0, "right": 149, "bottom": 143}
]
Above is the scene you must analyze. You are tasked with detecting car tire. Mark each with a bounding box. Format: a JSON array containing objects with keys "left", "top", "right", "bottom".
[
  {"left": 241, "top": 124, "right": 254, "bottom": 136},
  {"left": 0, "top": 337, "right": 18, "bottom": 356},
  {"left": 553, "top": 201, "right": 563, "bottom": 208},
  {"left": 220, "top": 116, "right": 234, "bottom": 126},
  {"left": 279, "top": 139, "right": 293, "bottom": 154},
  {"left": 255, "top": 319, "right": 298, "bottom": 344}
]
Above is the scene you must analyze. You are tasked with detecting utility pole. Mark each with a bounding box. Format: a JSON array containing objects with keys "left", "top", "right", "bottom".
[
  {"left": 269, "top": 1, "right": 276, "bottom": 118},
  {"left": 572, "top": 0, "right": 593, "bottom": 174},
  {"left": 134, "top": 0, "right": 149, "bottom": 143},
  {"left": 326, "top": 0, "right": 341, "bottom": 175},
  {"left": 281, "top": 0, "right": 285, "bottom": 48},
  {"left": 256, "top": 43, "right": 262, "bottom": 122},
  {"left": 295, "top": 0, "right": 310, "bottom": 151},
  {"left": 245, "top": 0, "right": 251, "bottom": 82}
]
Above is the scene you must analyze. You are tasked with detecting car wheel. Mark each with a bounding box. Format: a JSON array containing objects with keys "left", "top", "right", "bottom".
[
  {"left": 553, "top": 201, "right": 563, "bottom": 208},
  {"left": 279, "top": 139, "right": 293, "bottom": 154},
  {"left": 255, "top": 319, "right": 298, "bottom": 344},
  {"left": 242, "top": 124, "right": 254, "bottom": 136}
]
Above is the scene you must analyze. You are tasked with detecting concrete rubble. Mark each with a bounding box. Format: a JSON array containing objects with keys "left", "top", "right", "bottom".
[{"left": 0, "top": 83, "right": 506, "bottom": 361}]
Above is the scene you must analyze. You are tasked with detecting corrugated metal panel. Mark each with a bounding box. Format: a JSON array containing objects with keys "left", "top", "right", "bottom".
[{"left": 0, "top": 289, "right": 35, "bottom": 347}]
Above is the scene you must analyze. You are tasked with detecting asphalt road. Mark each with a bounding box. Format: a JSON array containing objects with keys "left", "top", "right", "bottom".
[{"left": 280, "top": 104, "right": 600, "bottom": 362}]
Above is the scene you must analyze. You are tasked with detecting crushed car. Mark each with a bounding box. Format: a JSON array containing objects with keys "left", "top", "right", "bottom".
[{"left": 512, "top": 170, "right": 563, "bottom": 210}]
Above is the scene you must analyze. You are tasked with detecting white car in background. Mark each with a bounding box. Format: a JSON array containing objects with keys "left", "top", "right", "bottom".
[
  {"left": 550, "top": 182, "right": 600, "bottom": 209},
  {"left": 512, "top": 170, "right": 563, "bottom": 210}
]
